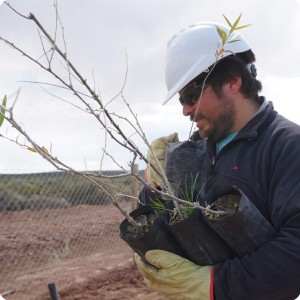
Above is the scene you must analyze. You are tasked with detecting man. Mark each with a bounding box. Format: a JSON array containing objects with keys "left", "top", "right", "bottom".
[{"left": 135, "top": 22, "right": 300, "bottom": 299}]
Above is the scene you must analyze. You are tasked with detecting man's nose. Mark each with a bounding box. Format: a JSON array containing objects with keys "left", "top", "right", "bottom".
[{"left": 182, "top": 103, "right": 195, "bottom": 116}]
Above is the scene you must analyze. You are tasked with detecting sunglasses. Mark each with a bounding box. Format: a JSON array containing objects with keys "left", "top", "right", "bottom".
[{"left": 179, "top": 82, "right": 209, "bottom": 106}]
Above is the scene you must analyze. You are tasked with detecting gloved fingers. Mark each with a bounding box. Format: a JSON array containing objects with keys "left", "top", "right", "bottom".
[
  {"left": 146, "top": 250, "right": 211, "bottom": 280},
  {"left": 150, "top": 140, "right": 167, "bottom": 150},
  {"left": 135, "top": 253, "right": 179, "bottom": 286},
  {"left": 153, "top": 132, "right": 179, "bottom": 144},
  {"left": 146, "top": 249, "right": 191, "bottom": 269},
  {"left": 134, "top": 253, "right": 157, "bottom": 274},
  {"left": 165, "top": 132, "right": 179, "bottom": 143},
  {"left": 145, "top": 132, "right": 178, "bottom": 188},
  {"left": 148, "top": 148, "right": 166, "bottom": 161},
  {"left": 136, "top": 252, "right": 212, "bottom": 300},
  {"left": 144, "top": 278, "right": 183, "bottom": 300},
  {"left": 149, "top": 132, "right": 179, "bottom": 152}
]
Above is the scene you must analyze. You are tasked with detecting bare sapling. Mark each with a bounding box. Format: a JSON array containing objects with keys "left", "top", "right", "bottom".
[{"left": 0, "top": 1, "right": 249, "bottom": 232}]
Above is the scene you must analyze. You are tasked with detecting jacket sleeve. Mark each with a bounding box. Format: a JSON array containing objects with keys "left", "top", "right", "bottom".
[{"left": 213, "top": 127, "right": 300, "bottom": 300}]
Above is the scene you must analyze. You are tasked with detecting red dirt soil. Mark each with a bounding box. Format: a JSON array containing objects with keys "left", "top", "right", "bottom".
[{"left": 0, "top": 204, "right": 167, "bottom": 300}]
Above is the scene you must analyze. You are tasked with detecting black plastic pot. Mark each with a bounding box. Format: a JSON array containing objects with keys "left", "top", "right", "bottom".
[
  {"left": 203, "top": 186, "right": 277, "bottom": 257},
  {"left": 138, "top": 185, "right": 164, "bottom": 206},
  {"left": 164, "top": 140, "right": 210, "bottom": 200},
  {"left": 119, "top": 205, "right": 186, "bottom": 264},
  {"left": 166, "top": 208, "right": 235, "bottom": 265}
]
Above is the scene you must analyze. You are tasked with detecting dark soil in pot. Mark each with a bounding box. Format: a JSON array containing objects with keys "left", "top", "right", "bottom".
[
  {"left": 203, "top": 186, "right": 277, "bottom": 257},
  {"left": 119, "top": 205, "right": 186, "bottom": 264}
]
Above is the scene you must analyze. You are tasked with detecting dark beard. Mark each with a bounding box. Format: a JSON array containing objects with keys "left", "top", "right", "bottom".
[{"left": 192, "top": 102, "right": 235, "bottom": 142}]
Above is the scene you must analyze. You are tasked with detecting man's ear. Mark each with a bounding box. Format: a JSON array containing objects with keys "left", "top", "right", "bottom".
[{"left": 228, "top": 76, "right": 242, "bottom": 94}]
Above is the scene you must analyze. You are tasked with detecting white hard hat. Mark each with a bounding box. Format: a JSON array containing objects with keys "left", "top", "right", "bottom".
[{"left": 163, "top": 22, "right": 251, "bottom": 104}]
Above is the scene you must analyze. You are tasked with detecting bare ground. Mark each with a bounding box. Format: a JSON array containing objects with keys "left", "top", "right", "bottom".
[{"left": 0, "top": 204, "right": 167, "bottom": 300}]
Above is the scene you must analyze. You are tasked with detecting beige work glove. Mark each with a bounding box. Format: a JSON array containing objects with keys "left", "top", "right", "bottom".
[
  {"left": 145, "top": 132, "right": 179, "bottom": 188},
  {"left": 135, "top": 250, "right": 213, "bottom": 300}
]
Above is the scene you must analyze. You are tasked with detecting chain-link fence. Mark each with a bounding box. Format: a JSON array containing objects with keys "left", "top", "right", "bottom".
[{"left": 0, "top": 167, "right": 142, "bottom": 299}]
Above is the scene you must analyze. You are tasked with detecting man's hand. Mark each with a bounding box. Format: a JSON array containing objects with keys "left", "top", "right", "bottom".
[
  {"left": 145, "top": 132, "right": 178, "bottom": 188},
  {"left": 135, "top": 250, "right": 213, "bottom": 300}
]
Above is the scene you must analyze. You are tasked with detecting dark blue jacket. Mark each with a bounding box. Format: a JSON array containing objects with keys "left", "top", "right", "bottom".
[{"left": 206, "top": 103, "right": 300, "bottom": 300}]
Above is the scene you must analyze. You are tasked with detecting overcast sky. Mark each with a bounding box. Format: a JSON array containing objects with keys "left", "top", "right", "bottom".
[{"left": 0, "top": 0, "right": 300, "bottom": 173}]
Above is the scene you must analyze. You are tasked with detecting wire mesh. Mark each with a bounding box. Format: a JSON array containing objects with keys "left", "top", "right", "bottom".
[{"left": 0, "top": 169, "right": 141, "bottom": 297}]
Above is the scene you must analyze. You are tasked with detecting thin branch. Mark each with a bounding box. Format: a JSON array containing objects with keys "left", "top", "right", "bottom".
[{"left": 0, "top": 3, "right": 235, "bottom": 228}]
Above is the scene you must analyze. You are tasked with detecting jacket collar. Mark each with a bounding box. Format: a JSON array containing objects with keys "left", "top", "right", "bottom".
[
  {"left": 236, "top": 101, "right": 276, "bottom": 140},
  {"left": 207, "top": 101, "right": 277, "bottom": 153}
]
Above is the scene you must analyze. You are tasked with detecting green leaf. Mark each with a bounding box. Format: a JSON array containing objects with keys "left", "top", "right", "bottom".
[
  {"left": 235, "top": 24, "right": 252, "bottom": 30},
  {"left": 230, "top": 13, "right": 243, "bottom": 34},
  {"left": 227, "top": 39, "right": 241, "bottom": 43},
  {"left": 222, "top": 14, "right": 233, "bottom": 28},
  {"left": 0, "top": 95, "right": 7, "bottom": 127},
  {"left": 216, "top": 27, "right": 228, "bottom": 46}
]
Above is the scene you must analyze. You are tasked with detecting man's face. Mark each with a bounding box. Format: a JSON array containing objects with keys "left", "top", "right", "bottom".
[{"left": 179, "top": 84, "right": 236, "bottom": 142}]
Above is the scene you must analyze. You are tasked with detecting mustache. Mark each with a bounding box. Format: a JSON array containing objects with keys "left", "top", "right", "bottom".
[{"left": 190, "top": 113, "right": 204, "bottom": 122}]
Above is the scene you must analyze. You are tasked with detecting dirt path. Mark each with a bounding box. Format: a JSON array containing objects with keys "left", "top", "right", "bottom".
[
  {"left": 0, "top": 204, "right": 167, "bottom": 300},
  {"left": 3, "top": 251, "right": 166, "bottom": 300}
]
